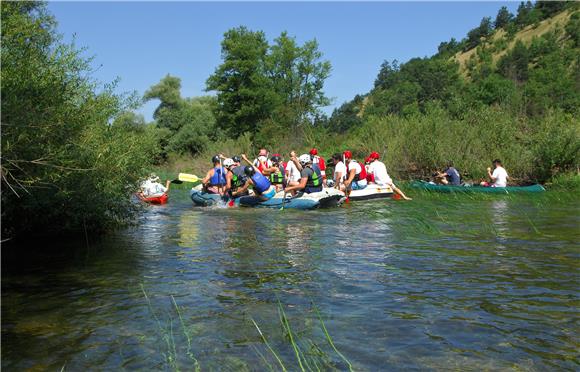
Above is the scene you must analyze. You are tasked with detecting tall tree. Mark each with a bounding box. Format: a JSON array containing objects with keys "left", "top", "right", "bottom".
[
  {"left": 494, "top": 6, "right": 514, "bottom": 29},
  {"left": 206, "top": 26, "right": 277, "bottom": 138}
]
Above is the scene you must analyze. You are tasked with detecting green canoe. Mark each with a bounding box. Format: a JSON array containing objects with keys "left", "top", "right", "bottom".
[{"left": 410, "top": 181, "right": 546, "bottom": 193}]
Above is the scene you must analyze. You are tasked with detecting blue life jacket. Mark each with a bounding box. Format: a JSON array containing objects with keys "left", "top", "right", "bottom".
[
  {"left": 251, "top": 172, "right": 271, "bottom": 194},
  {"left": 209, "top": 166, "right": 226, "bottom": 186}
]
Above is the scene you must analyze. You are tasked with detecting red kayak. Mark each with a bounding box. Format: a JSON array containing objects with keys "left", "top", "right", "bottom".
[{"left": 137, "top": 192, "right": 168, "bottom": 204}]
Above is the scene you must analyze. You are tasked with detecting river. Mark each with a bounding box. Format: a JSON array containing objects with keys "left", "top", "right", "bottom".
[{"left": 2, "top": 189, "right": 579, "bottom": 370}]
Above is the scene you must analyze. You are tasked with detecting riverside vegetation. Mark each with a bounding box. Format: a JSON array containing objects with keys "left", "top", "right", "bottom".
[{"left": 2, "top": 1, "right": 579, "bottom": 238}]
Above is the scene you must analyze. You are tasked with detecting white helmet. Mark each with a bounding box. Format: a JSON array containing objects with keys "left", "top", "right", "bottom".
[
  {"left": 223, "top": 158, "right": 234, "bottom": 168},
  {"left": 299, "top": 154, "right": 311, "bottom": 165}
]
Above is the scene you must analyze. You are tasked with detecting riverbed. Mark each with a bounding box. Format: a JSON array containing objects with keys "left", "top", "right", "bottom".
[{"left": 2, "top": 189, "right": 579, "bottom": 370}]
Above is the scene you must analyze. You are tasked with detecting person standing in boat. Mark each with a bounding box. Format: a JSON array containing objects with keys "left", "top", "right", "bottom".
[
  {"left": 284, "top": 151, "right": 302, "bottom": 195},
  {"left": 367, "top": 152, "right": 412, "bottom": 200},
  {"left": 202, "top": 155, "right": 227, "bottom": 195},
  {"left": 284, "top": 154, "right": 323, "bottom": 194},
  {"left": 223, "top": 157, "right": 249, "bottom": 197},
  {"left": 246, "top": 149, "right": 271, "bottom": 174},
  {"left": 482, "top": 159, "right": 509, "bottom": 187},
  {"left": 343, "top": 150, "right": 367, "bottom": 191},
  {"left": 236, "top": 165, "right": 276, "bottom": 201},
  {"left": 309, "top": 148, "right": 327, "bottom": 183},
  {"left": 434, "top": 161, "right": 461, "bottom": 185}
]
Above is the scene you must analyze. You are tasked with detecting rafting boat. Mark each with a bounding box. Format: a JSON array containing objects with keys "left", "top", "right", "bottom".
[
  {"left": 190, "top": 186, "right": 234, "bottom": 207},
  {"left": 137, "top": 192, "right": 169, "bottom": 204},
  {"left": 346, "top": 183, "right": 395, "bottom": 201},
  {"left": 410, "top": 180, "right": 545, "bottom": 193},
  {"left": 239, "top": 188, "right": 344, "bottom": 210}
]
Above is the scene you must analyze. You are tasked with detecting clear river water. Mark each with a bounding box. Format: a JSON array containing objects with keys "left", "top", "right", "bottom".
[{"left": 2, "top": 188, "right": 579, "bottom": 371}]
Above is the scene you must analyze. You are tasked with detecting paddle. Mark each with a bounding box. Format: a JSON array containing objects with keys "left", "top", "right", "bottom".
[
  {"left": 280, "top": 192, "right": 290, "bottom": 210},
  {"left": 170, "top": 173, "right": 200, "bottom": 184},
  {"left": 343, "top": 155, "right": 350, "bottom": 203}
]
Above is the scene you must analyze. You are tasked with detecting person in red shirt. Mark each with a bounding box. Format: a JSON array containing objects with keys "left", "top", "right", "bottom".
[{"left": 309, "top": 148, "right": 327, "bottom": 183}]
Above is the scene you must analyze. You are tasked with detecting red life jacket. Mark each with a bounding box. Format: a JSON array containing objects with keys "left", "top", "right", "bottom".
[{"left": 346, "top": 160, "right": 367, "bottom": 182}]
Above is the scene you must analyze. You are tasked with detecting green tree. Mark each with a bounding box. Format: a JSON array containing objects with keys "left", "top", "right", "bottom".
[
  {"left": 494, "top": 6, "right": 514, "bottom": 29},
  {"left": 206, "top": 26, "right": 277, "bottom": 138},
  {"left": 1, "top": 1, "right": 157, "bottom": 237}
]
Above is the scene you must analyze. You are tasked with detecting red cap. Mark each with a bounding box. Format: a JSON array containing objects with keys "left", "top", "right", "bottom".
[
  {"left": 343, "top": 150, "right": 352, "bottom": 159},
  {"left": 309, "top": 148, "right": 318, "bottom": 155},
  {"left": 364, "top": 156, "right": 371, "bottom": 164},
  {"left": 272, "top": 153, "right": 281, "bottom": 157},
  {"left": 370, "top": 151, "right": 380, "bottom": 160}
]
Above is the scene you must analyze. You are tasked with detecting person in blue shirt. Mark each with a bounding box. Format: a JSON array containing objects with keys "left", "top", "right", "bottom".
[
  {"left": 202, "top": 155, "right": 227, "bottom": 194},
  {"left": 435, "top": 162, "right": 461, "bottom": 185},
  {"left": 234, "top": 165, "right": 277, "bottom": 201}
]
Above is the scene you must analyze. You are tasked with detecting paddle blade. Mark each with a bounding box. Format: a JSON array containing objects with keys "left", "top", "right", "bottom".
[
  {"left": 170, "top": 179, "right": 183, "bottom": 184},
  {"left": 178, "top": 173, "right": 199, "bottom": 183},
  {"left": 228, "top": 199, "right": 235, "bottom": 207}
]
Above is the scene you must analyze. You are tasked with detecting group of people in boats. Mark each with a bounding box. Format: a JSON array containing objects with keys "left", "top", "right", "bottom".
[
  {"left": 200, "top": 148, "right": 413, "bottom": 201},
  {"left": 432, "top": 159, "right": 509, "bottom": 188}
]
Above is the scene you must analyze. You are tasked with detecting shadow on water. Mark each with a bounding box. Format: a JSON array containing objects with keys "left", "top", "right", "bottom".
[{"left": 2, "top": 188, "right": 579, "bottom": 370}]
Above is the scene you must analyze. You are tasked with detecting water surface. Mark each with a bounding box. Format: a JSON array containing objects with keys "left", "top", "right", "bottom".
[{"left": 2, "top": 190, "right": 579, "bottom": 370}]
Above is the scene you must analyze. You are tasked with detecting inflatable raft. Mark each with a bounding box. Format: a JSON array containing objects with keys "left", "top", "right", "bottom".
[
  {"left": 239, "top": 188, "right": 344, "bottom": 210},
  {"left": 410, "top": 180, "right": 545, "bottom": 193},
  {"left": 346, "top": 183, "right": 395, "bottom": 201}
]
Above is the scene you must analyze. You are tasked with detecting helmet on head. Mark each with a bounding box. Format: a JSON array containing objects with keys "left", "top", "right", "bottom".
[
  {"left": 343, "top": 150, "right": 352, "bottom": 159},
  {"left": 309, "top": 148, "right": 318, "bottom": 156},
  {"left": 369, "top": 151, "right": 380, "bottom": 160},
  {"left": 244, "top": 165, "right": 256, "bottom": 176},
  {"left": 223, "top": 158, "right": 234, "bottom": 168},
  {"left": 271, "top": 155, "right": 281, "bottom": 163},
  {"left": 299, "top": 154, "right": 311, "bottom": 165},
  {"left": 212, "top": 155, "right": 220, "bottom": 164},
  {"left": 232, "top": 155, "right": 241, "bottom": 163}
]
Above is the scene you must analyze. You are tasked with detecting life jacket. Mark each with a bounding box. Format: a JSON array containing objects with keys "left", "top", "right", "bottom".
[
  {"left": 209, "top": 166, "right": 227, "bottom": 186},
  {"left": 346, "top": 160, "right": 367, "bottom": 182},
  {"left": 305, "top": 164, "right": 323, "bottom": 193},
  {"left": 251, "top": 172, "right": 271, "bottom": 194},
  {"left": 312, "top": 156, "right": 326, "bottom": 174},
  {"left": 230, "top": 166, "right": 247, "bottom": 190},
  {"left": 269, "top": 164, "right": 285, "bottom": 184}
]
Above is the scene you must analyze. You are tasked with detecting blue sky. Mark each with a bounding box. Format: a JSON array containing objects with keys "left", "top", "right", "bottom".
[{"left": 48, "top": 1, "right": 520, "bottom": 121}]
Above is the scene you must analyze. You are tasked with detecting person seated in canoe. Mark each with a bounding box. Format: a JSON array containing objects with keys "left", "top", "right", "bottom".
[
  {"left": 434, "top": 161, "right": 461, "bottom": 186},
  {"left": 223, "top": 157, "right": 249, "bottom": 198},
  {"left": 235, "top": 165, "right": 276, "bottom": 201},
  {"left": 140, "top": 173, "right": 170, "bottom": 197},
  {"left": 201, "top": 155, "right": 227, "bottom": 195},
  {"left": 481, "top": 159, "right": 509, "bottom": 187},
  {"left": 330, "top": 153, "right": 347, "bottom": 190},
  {"left": 366, "top": 152, "right": 412, "bottom": 200},
  {"left": 262, "top": 154, "right": 285, "bottom": 192},
  {"left": 284, "top": 154, "right": 323, "bottom": 195},
  {"left": 309, "top": 148, "right": 327, "bottom": 183},
  {"left": 343, "top": 150, "right": 367, "bottom": 191}
]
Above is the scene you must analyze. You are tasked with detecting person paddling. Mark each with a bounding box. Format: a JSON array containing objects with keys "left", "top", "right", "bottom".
[
  {"left": 331, "top": 153, "right": 347, "bottom": 191},
  {"left": 235, "top": 165, "right": 276, "bottom": 201},
  {"left": 367, "top": 151, "right": 412, "bottom": 200},
  {"left": 202, "top": 155, "right": 227, "bottom": 195},
  {"left": 223, "top": 157, "right": 249, "bottom": 198},
  {"left": 309, "top": 148, "right": 327, "bottom": 183},
  {"left": 140, "top": 173, "right": 170, "bottom": 197},
  {"left": 284, "top": 154, "right": 323, "bottom": 194},
  {"left": 481, "top": 159, "right": 509, "bottom": 187},
  {"left": 263, "top": 154, "right": 285, "bottom": 192}
]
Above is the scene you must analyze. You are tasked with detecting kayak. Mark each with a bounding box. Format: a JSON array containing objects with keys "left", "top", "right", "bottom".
[
  {"left": 239, "top": 188, "right": 344, "bottom": 210},
  {"left": 347, "top": 183, "right": 395, "bottom": 201},
  {"left": 410, "top": 180, "right": 546, "bottom": 193},
  {"left": 137, "top": 192, "right": 168, "bottom": 204}
]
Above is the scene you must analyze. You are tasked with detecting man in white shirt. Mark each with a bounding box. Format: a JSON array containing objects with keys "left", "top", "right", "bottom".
[
  {"left": 486, "top": 159, "right": 509, "bottom": 187},
  {"left": 366, "top": 152, "right": 412, "bottom": 200},
  {"left": 330, "top": 153, "right": 347, "bottom": 191},
  {"left": 284, "top": 151, "right": 302, "bottom": 194},
  {"left": 250, "top": 148, "right": 272, "bottom": 174}
]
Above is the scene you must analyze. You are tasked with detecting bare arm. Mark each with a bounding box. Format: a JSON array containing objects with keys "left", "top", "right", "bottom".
[
  {"left": 233, "top": 179, "right": 251, "bottom": 196},
  {"left": 202, "top": 169, "right": 213, "bottom": 185},
  {"left": 285, "top": 177, "right": 307, "bottom": 193}
]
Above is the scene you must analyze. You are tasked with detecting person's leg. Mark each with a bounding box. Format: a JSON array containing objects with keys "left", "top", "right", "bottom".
[{"left": 390, "top": 182, "right": 412, "bottom": 200}]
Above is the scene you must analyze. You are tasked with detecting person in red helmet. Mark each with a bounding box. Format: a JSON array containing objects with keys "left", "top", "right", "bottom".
[
  {"left": 343, "top": 150, "right": 367, "bottom": 191},
  {"left": 309, "top": 148, "right": 327, "bottom": 183},
  {"left": 367, "top": 151, "right": 412, "bottom": 200}
]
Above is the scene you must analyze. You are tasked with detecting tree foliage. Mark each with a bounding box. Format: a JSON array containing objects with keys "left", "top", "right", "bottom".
[{"left": 1, "top": 1, "right": 158, "bottom": 237}]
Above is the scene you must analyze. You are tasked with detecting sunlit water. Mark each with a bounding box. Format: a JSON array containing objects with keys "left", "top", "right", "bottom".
[{"left": 2, "top": 189, "right": 579, "bottom": 371}]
